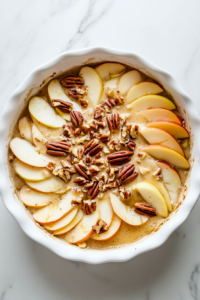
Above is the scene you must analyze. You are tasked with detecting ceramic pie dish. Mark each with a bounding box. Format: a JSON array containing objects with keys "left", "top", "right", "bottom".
[{"left": 1, "top": 47, "right": 200, "bottom": 264}]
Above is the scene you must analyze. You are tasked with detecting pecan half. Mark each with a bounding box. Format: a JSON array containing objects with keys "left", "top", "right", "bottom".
[
  {"left": 70, "top": 111, "right": 83, "bottom": 127},
  {"left": 100, "top": 130, "right": 110, "bottom": 143},
  {"left": 87, "top": 181, "right": 99, "bottom": 199},
  {"left": 106, "top": 112, "right": 120, "bottom": 131},
  {"left": 134, "top": 202, "right": 157, "bottom": 217},
  {"left": 107, "top": 151, "right": 133, "bottom": 165},
  {"left": 94, "top": 108, "right": 104, "bottom": 119},
  {"left": 105, "top": 98, "right": 116, "bottom": 107},
  {"left": 92, "top": 219, "right": 108, "bottom": 234},
  {"left": 117, "top": 163, "right": 138, "bottom": 184},
  {"left": 51, "top": 99, "right": 73, "bottom": 113},
  {"left": 82, "top": 200, "right": 96, "bottom": 215},
  {"left": 127, "top": 140, "right": 136, "bottom": 151},
  {"left": 83, "top": 138, "right": 103, "bottom": 157},
  {"left": 61, "top": 76, "right": 84, "bottom": 88},
  {"left": 46, "top": 141, "right": 71, "bottom": 156},
  {"left": 80, "top": 98, "right": 88, "bottom": 108},
  {"left": 73, "top": 176, "right": 88, "bottom": 186},
  {"left": 74, "top": 164, "right": 90, "bottom": 180}
]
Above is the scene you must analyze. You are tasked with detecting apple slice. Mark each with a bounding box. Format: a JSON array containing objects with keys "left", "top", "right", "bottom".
[
  {"left": 10, "top": 138, "right": 52, "bottom": 167},
  {"left": 18, "top": 116, "right": 33, "bottom": 143},
  {"left": 29, "top": 97, "right": 66, "bottom": 128},
  {"left": 19, "top": 185, "right": 58, "bottom": 208},
  {"left": 110, "top": 193, "right": 148, "bottom": 226},
  {"left": 95, "top": 63, "right": 125, "bottom": 80},
  {"left": 127, "top": 95, "right": 176, "bottom": 113},
  {"left": 98, "top": 198, "right": 113, "bottom": 227},
  {"left": 32, "top": 124, "right": 47, "bottom": 147},
  {"left": 104, "top": 77, "right": 119, "bottom": 90},
  {"left": 13, "top": 158, "right": 51, "bottom": 181},
  {"left": 140, "top": 128, "right": 184, "bottom": 156},
  {"left": 140, "top": 145, "right": 190, "bottom": 169},
  {"left": 118, "top": 70, "right": 142, "bottom": 95},
  {"left": 92, "top": 214, "right": 121, "bottom": 241},
  {"left": 157, "top": 161, "right": 181, "bottom": 204},
  {"left": 48, "top": 79, "right": 81, "bottom": 121},
  {"left": 54, "top": 209, "right": 83, "bottom": 235},
  {"left": 137, "top": 108, "right": 181, "bottom": 124},
  {"left": 26, "top": 176, "right": 67, "bottom": 193},
  {"left": 55, "top": 184, "right": 70, "bottom": 194},
  {"left": 126, "top": 81, "right": 163, "bottom": 104},
  {"left": 33, "top": 191, "right": 75, "bottom": 224},
  {"left": 146, "top": 121, "right": 189, "bottom": 139},
  {"left": 135, "top": 182, "right": 168, "bottom": 218},
  {"left": 45, "top": 207, "right": 78, "bottom": 231},
  {"left": 79, "top": 66, "right": 103, "bottom": 107},
  {"left": 65, "top": 209, "right": 99, "bottom": 244}
]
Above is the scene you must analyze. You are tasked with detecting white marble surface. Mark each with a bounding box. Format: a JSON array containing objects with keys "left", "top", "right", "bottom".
[{"left": 1, "top": 0, "right": 200, "bottom": 299}]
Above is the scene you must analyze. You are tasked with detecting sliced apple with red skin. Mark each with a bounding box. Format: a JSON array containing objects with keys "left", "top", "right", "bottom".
[
  {"left": 26, "top": 176, "right": 66, "bottom": 193},
  {"left": 48, "top": 79, "right": 81, "bottom": 121},
  {"left": 146, "top": 121, "right": 189, "bottom": 139},
  {"left": 54, "top": 209, "right": 83, "bottom": 236},
  {"left": 10, "top": 138, "right": 52, "bottom": 167},
  {"left": 65, "top": 209, "right": 99, "bottom": 244},
  {"left": 29, "top": 97, "right": 66, "bottom": 128},
  {"left": 95, "top": 63, "right": 126, "bottom": 80},
  {"left": 135, "top": 182, "right": 168, "bottom": 218},
  {"left": 45, "top": 207, "right": 78, "bottom": 231},
  {"left": 140, "top": 127, "right": 184, "bottom": 156},
  {"left": 140, "top": 145, "right": 190, "bottom": 169},
  {"left": 79, "top": 66, "right": 103, "bottom": 106},
  {"left": 137, "top": 108, "right": 181, "bottom": 124},
  {"left": 126, "top": 82, "right": 163, "bottom": 104},
  {"left": 18, "top": 116, "right": 33, "bottom": 143},
  {"left": 33, "top": 191, "right": 75, "bottom": 224},
  {"left": 19, "top": 185, "right": 58, "bottom": 208},
  {"left": 98, "top": 198, "right": 113, "bottom": 227},
  {"left": 110, "top": 193, "right": 148, "bottom": 226},
  {"left": 92, "top": 214, "right": 121, "bottom": 241},
  {"left": 127, "top": 95, "right": 176, "bottom": 113},
  {"left": 13, "top": 158, "right": 51, "bottom": 181},
  {"left": 118, "top": 70, "right": 142, "bottom": 95},
  {"left": 104, "top": 77, "right": 119, "bottom": 90},
  {"left": 157, "top": 161, "right": 181, "bottom": 204}
]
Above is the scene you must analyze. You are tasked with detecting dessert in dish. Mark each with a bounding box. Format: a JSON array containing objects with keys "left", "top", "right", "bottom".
[{"left": 8, "top": 62, "right": 190, "bottom": 249}]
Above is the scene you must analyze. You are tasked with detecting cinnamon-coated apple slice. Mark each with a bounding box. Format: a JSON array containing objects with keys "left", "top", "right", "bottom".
[
  {"left": 118, "top": 70, "right": 142, "bottom": 95},
  {"left": 95, "top": 63, "right": 126, "bottom": 80},
  {"left": 10, "top": 138, "right": 52, "bottom": 167},
  {"left": 79, "top": 66, "right": 103, "bottom": 106},
  {"left": 45, "top": 207, "right": 78, "bottom": 231},
  {"left": 29, "top": 97, "right": 66, "bottom": 128},
  {"left": 54, "top": 209, "right": 84, "bottom": 236},
  {"left": 140, "top": 127, "right": 184, "bottom": 156},
  {"left": 92, "top": 214, "right": 121, "bottom": 241},
  {"left": 137, "top": 108, "right": 182, "bottom": 124},
  {"left": 157, "top": 161, "right": 181, "bottom": 204},
  {"left": 26, "top": 176, "right": 66, "bottom": 193},
  {"left": 140, "top": 145, "right": 190, "bottom": 169},
  {"left": 13, "top": 158, "right": 51, "bottom": 181},
  {"left": 18, "top": 116, "right": 33, "bottom": 143},
  {"left": 127, "top": 95, "right": 176, "bottom": 113},
  {"left": 126, "top": 82, "right": 163, "bottom": 104},
  {"left": 65, "top": 209, "right": 99, "bottom": 244},
  {"left": 104, "top": 77, "right": 119, "bottom": 90},
  {"left": 33, "top": 191, "right": 75, "bottom": 224},
  {"left": 146, "top": 121, "right": 189, "bottom": 138},
  {"left": 98, "top": 198, "right": 113, "bottom": 227},
  {"left": 48, "top": 79, "right": 81, "bottom": 121},
  {"left": 19, "top": 185, "right": 58, "bottom": 208},
  {"left": 135, "top": 182, "right": 168, "bottom": 218},
  {"left": 110, "top": 193, "right": 148, "bottom": 226}
]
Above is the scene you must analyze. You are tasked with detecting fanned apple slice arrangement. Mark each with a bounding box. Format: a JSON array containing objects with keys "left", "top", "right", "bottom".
[{"left": 9, "top": 62, "right": 190, "bottom": 248}]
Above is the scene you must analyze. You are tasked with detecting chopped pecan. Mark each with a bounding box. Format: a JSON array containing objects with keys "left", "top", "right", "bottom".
[
  {"left": 60, "top": 160, "right": 76, "bottom": 173},
  {"left": 87, "top": 181, "right": 99, "bottom": 199},
  {"left": 46, "top": 162, "right": 56, "bottom": 171},
  {"left": 74, "top": 163, "right": 90, "bottom": 180},
  {"left": 93, "top": 157, "right": 105, "bottom": 167},
  {"left": 89, "top": 120, "right": 98, "bottom": 131},
  {"left": 82, "top": 200, "right": 96, "bottom": 215},
  {"left": 74, "top": 128, "right": 81, "bottom": 136},
  {"left": 73, "top": 176, "right": 88, "bottom": 186},
  {"left": 127, "top": 140, "right": 136, "bottom": 151},
  {"left": 70, "top": 111, "right": 83, "bottom": 127},
  {"left": 134, "top": 202, "right": 157, "bottom": 217},
  {"left": 129, "top": 124, "right": 139, "bottom": 139},
  {"left": 115, "top": 93, "right": 124, "bottom": 105},
  {"left": 107, "top": 151, "right": 133, "bottom": 165},
  {"left": 77, "top": 148, "right": 83, "bottom": 160},
  {"left": 92, "top": 219, "right": 108, "bottom": 234},
  {"left": 87, "top": 165, "right": 99, "bottom": 176},
  {"left": 46, "top": 141, "right": 71, "bottom": 156},
  {"left": 106, "top": 112, "right": 120, "bottom": 131},
  {"left": 106, "top": 167, "right": 119, "bottom": 182},
  {"left": 51, "top": 99, "right": 73, "bottom": 113},
  {"left": 71, "top": 199, "right": 82, "bottom": 206},
  {"left": 105, "top": 98, "right": 116, "bottom": 108},
  {"left": 84, "top": 181, "right": 94, "bottom": 189},
  {"left": 118, "top": 185, "right": 131, "bottom": 200},
  {"left": 68, "top": 87, "right": 86, "bottom": 100},
  {"left": 63, "top": 125, "right": 75, "bottom": 137},
  {"left": 117, "top": 163, "right": 138, "bottom": 184},
  {"left": 100, "top": 130, "right": 110, "bottom": 143},
  {"left": 108, "top": 180, "right": 118, "bottom": 188},
  {"left": 83, "top": 138, "right": 103, "bottom": 157},
  {"left": 107, "top": 139, "right": 120, "bottom": 151},
  {"left": 80, "top": 98, "right": 88, "bottom": 108},
  {"left": 94, "top": 108, "right": 104, "bottom": 119},
  {"left": 96, "top": 119, "right": 106, "bottom": 128},
  {"left": 83, "top": 156, "right": 92, "bottom": 165},
  {"left": 138, "top": 152, "right": 147, "bottom": 159},
  {"left": 99, "top": 180, "right": 109, "bottom": 192},
  {"left": 61, "top": 76, "right": 84, "bottom": 88},
  {"left": 81, "top": 124, "right": 90, "bottom": 133}
]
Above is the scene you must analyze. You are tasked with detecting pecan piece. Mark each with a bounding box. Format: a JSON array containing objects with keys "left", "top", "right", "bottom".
[
  {"left": 106, "top": 112, "right": 120, "bottom": 131},
  {"left": 63, "top": 125, "right": 75, "bottom": 137},
  {"left": 87, "top": 181, "right": 99, "bottom": 199},
  {"left": 92, "top": 219, "right": 108, "bottom": 234},
  {"left": 134, "top": 202, "right": 157, "bottom": 217},
  {"left": 127, "top": 140, "right": 136, "bottom": 151},
  {"left": 74, "top": 164, "right": 90, "bottom": 180},
  {"left": 94, "top": 108, "right": 104, "bottom": 119},
  {"left": 107, "top": 151, "right": 133, "bottom": 166},
  {"left": 51, "top": 99, "right": 73, "bottom": 113},
  {"left": 118, "top": 185, "right": 131, "bottom": 200},
  {"left": 61, "top": 76, "right": 84, "bottom": 88},
  {"left": 80, "top": 98, "right": 88, "bottom": 108},
  {"left": 117, "top": 163, "right": 138, "bottom": 184},
  {"left": 87, "top": 165, "right": 99, "bottom": 176},
  {"left": 73, "top": 176, "right": 88, "bottom": 186},
  {"left": 70, "top": 111, "right": 83, "bottom": 127},
  {"left": 68, "top": 88, "right": 86, "bottom": 100},
  {"left": 82, "top": 200, "right": 96, "bottom": 215},
  {"left": 105, "top": 98, "right": 116, "bottom": 107},
  {"left": 46, "top": 141, "right": 71, "bottom": 156},
  {"left": 77, "top": 148, "right": 83, "bottom": 160},
  {"left": 100, "top": 130, "right": 110, "bottom": 143}
]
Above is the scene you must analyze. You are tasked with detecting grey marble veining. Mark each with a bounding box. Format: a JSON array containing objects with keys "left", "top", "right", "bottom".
[{"left": 1, "top": 0, "right": 200, "bottom": 299}]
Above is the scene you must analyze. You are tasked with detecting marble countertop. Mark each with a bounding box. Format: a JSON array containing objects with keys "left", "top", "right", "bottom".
[{"left": 1, "top": 0, "right": 200, "bottom": 299}]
